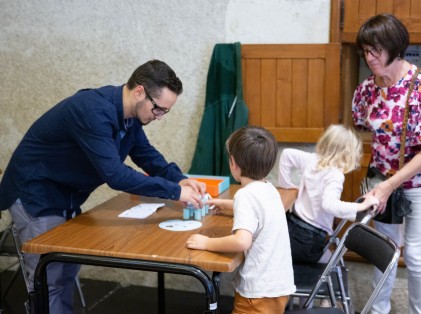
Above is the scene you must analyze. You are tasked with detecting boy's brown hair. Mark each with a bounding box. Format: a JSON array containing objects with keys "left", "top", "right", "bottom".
[{"left": 226, "top": 125, "right": 278, "bottom": 180}]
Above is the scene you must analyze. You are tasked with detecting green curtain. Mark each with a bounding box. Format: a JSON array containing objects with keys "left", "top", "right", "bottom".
[{"left": 189, "top": 43, "right": 249, "bottom": 182}]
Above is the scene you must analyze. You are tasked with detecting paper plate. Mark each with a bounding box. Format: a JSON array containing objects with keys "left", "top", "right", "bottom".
[{"left": 158, "top": 219, "right": 202, "bottom": 231}]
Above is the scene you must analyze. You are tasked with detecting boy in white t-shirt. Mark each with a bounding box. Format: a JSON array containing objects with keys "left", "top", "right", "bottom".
[{"left": 187, "top": 125, "right": 296, "bottom": 314}]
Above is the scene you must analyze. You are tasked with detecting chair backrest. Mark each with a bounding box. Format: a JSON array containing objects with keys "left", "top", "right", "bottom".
[
  {"left": 321, "top": 198, "right": 375, "bottom": 262},
  {"left": 343, "top": 223, "right": 400, "bottom": 314},
  {"left": 345, "top": 224, "right": 397, "bottom": 272}
]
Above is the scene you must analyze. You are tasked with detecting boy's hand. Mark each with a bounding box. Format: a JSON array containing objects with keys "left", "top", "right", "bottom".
[
  {"left": 206, "top": 199, "right": 234, "bottom": 214},
  {"left": 186, "top": 234, "right": 209, "bottom": 250}
]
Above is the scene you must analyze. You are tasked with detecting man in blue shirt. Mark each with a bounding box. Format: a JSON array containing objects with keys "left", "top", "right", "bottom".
[{"left": 0, "top": 60, "right": 205, "bottom": 313}]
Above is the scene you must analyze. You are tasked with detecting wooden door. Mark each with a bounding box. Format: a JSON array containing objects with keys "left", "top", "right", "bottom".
[{"left": 241, "top": 44, "right": 341, "bottom": 143}]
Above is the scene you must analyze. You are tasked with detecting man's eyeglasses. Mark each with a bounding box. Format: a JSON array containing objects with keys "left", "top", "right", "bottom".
[
  {"left": 357, "top": 47, "right": 383, "bottom": 58},
  {"left": 144, "top": 89, "right": 170, "bottom": 116}
]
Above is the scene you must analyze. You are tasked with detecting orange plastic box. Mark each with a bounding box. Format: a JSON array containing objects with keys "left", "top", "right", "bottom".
[{"left": 186, "top": 174, "right": 230, "bottom": 197}]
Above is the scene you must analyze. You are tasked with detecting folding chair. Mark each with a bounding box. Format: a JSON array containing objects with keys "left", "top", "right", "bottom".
[
  {"left": 0, "top": 222, "right": 30, "bottom": 294},
  {"left": 0, "top": 221, "right": 86, "bottom": 310},
  {"left": 289, "top": 203, "right": 374, "bottom": 313},
  {"left": 285, "top": 222, "right": 400, "bottom": 314},
  {"left": 290, "top": 218, "right": 348, "bottom": 310}
]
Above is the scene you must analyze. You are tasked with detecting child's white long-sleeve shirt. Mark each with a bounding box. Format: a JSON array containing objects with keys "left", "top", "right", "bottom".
[{"left": 278, "top": 148, "right": 358, "bottom": 234}]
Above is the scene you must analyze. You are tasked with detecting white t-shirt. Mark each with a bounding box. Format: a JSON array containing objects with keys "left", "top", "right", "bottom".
[
  {"left": 278, "top": 148, "right": 359, "bottom": 235},
  {"left": 232, "top": 181, "right": 296, "bottom": 298}
]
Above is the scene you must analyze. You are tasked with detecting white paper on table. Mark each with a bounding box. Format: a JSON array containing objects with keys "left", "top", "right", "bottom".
[{"left": 118, "top": 203, "right": 165, "bottom": 219}]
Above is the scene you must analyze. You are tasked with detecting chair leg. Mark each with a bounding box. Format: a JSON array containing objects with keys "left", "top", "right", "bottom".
[{"left": 75, "top": 276, "right": 86, "bottom": 308}]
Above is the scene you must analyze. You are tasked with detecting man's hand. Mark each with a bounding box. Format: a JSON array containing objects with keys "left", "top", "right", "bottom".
[
  {"left": 179, "top": 186, "right": 203, "bottom": 208},
  {"left": 179, "top": 178, "right": 206, "bottom": 195},
  {"left": 178, "top": 179, "right": 206, "bottom": 208}
]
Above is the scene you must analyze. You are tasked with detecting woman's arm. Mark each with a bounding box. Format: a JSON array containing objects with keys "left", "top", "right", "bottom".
[{"left": 369, "top": 152, "right": 421, "bottom": 212}]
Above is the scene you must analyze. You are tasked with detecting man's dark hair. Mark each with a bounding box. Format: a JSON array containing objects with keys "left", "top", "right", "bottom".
[
  {"left": 226, "top": 125, "right": 278, "bottom": 180},
  {"left": 126, "top": 60, "right": 183, "bottom": 98}
]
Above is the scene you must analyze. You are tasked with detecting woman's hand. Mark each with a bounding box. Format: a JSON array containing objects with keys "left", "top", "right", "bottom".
[{"left": 368, "top": 180, "right": 394, "bottom": 214}]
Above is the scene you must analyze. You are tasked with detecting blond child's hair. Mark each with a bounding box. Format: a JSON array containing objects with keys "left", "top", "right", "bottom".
[{"left": 315, "top": 124, "right": 362, "bottom": 174}]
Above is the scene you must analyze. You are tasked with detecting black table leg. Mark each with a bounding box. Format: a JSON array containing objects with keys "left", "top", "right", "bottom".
[
  {"left": 31, "top": 253, "right": 218, "bottom": 314},
  {"left": 211, "top": 272, "right": 222, "bottom": 314},
  {"left": 158, "top": 272, "right": 165, "bottom": 314}
]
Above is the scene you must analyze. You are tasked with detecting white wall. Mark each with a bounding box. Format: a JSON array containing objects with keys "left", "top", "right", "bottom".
[{"left": 226, "top": 0, "right": 330, "bottom": 43}]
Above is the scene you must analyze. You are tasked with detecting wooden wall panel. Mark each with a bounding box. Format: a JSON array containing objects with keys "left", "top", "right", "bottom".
[
  {"left": 394, "top": 0, "right": 411, "bottom": 17},
  {"left": 243, "top": 59, "right": 261, "bottom": 126},
  {"left": 308, "top": 59, "right": 325, "bottom": 128},
  {"left": 276, "top": 59, "right": 292, "bottom": 127},
  {"left": 413, "top": 0, "right": 421, "bottom": 17},
  {"left": 325, "top": 45, "right": 341, "bottom": 126},
  {"left": 376, "top": 0, "right": 394, "bottom": 13},
  {"left": 241, "top": 44, "right": 340, "bottom": 143},
  {"left": 261, "top": 59, "right": 277, "bottom": 127},
  {"left": 359, "top": 0, "right": 377, "bottom": 22},
  {"left": 342, "top": 0, "right": 421, "bottom": 43},
  {"left": 292, "top": 59, "right": 308, "bottom": 128}
]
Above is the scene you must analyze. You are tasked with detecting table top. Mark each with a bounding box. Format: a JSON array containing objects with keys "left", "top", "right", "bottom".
[{"left": 22, "top": 185, "right": 297, "bottom": 273}]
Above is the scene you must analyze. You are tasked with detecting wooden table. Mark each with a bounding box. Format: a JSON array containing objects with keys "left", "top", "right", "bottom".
[{"left": 23, "top": 185, "right": 297, "bottom": 313}]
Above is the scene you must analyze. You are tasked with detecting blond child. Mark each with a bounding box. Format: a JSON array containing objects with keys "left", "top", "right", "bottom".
[
  {"left": 187, "top": 125, "right": 295, "bottom": 314},
  {"left": 278, "top": 124, "right": 379, "bottom": 263}
]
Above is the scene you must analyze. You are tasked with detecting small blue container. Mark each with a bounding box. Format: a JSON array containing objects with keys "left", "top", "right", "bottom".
[
  {"left": 183, "top": 208, "right": 191, "bottom": 220},
  {"left": 194, "top": 209, "right": 202, "bottom": 221}
]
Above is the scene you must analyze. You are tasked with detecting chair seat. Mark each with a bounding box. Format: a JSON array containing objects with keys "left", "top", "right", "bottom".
[{"left": 293, "top": 263, "right": 348, "bottom": 297}]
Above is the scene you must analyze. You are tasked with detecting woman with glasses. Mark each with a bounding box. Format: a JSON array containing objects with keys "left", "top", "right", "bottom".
[{"left": 352, "top": 14, "right": 421, "bottom": 314}]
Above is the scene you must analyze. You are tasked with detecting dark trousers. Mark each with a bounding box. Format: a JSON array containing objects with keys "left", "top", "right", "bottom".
[{"left": 287, "top": 212, "right": 327, "bottom": 264}]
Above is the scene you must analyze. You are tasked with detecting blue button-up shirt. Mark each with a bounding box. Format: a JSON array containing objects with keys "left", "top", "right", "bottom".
[{"left": 0, "top": 85, "right": 185, "bottom": 217}]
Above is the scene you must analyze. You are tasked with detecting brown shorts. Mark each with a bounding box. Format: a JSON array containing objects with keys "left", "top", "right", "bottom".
[{"left": 231, "top": 291, "right": 289, "bottom": 314}]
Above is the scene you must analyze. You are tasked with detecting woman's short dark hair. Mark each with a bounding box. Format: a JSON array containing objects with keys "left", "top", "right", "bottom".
[
  {"left": 126, "top": 60, "right": 183, "bottom": 98},
  {"left": 356, "top": 13, "right": 409, "bottom": 66},
  {"left": 226, "top": 125, "right": 278, "bottom": 180}
]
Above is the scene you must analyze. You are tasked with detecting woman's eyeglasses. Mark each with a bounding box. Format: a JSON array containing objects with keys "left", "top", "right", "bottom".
[{"left": 357, "top": 47, "right": 383, "bottom": 58}]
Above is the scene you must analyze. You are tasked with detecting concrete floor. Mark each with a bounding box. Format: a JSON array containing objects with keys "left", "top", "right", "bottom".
[
  {"left": 0, "top": 270, "right": 235, "bottom": 314},
  {"left": 0, "top": 260, "right": 408, "bottom": 314}
]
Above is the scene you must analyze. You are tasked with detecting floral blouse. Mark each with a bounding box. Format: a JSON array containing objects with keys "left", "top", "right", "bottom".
[{"left": 352, "top": 65, "right": 421, "bottom": 189}]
